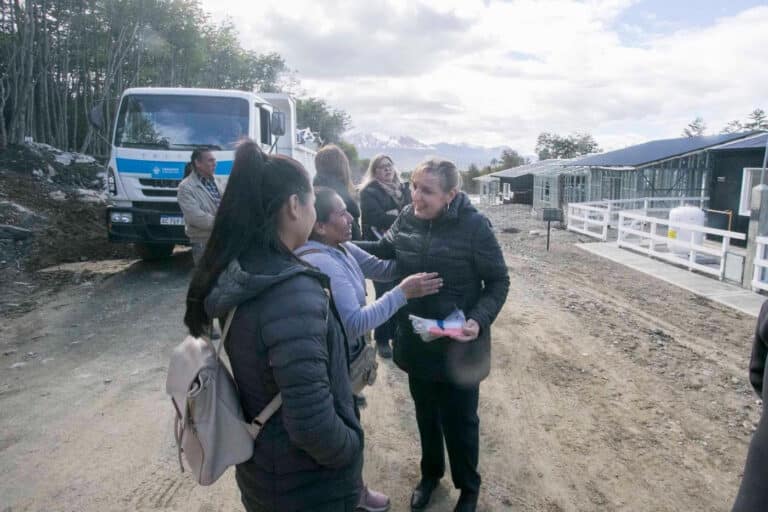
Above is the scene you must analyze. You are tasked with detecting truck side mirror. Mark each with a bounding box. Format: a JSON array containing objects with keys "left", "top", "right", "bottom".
[
  {"left": 271, "top": 111, "right": 286, "bottom": 136},
  {"left": 88, "top": 105, "right": 104, "bottom": 131}
]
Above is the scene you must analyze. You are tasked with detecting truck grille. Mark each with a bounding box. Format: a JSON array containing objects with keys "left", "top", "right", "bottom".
[
  {"left": 142, "top": 189, "right": 178, "bottom": 197},
  {"left": 132, "top": 201, "right": 182, "bottom": 213},
  {"left": 139, "top": 178, "right": 181, "bottom": 188}
]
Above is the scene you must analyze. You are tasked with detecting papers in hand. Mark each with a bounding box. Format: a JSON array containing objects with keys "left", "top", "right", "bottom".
[{"left": 408, "top": 309, "right": 466, "bottom": 342}]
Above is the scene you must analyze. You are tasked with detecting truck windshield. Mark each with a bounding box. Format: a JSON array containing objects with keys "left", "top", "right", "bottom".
[{"left": 114, "top": 94, "right": 249, "bottom": 150}]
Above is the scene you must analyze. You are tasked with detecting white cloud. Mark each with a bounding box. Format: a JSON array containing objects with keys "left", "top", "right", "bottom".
[{"left": 201, "top": 0, "right": 768, "bottom": 153}]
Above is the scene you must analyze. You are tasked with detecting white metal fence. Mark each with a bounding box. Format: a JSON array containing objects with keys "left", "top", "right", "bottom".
[
  {"left": 617, "top": 210, "right": 745, "bottom": 280},
  {"left": 567, "top": 196, "right": 709, "bottom": 241}
]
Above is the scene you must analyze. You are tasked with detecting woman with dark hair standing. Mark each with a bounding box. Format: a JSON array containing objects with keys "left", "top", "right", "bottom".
[
  {"left": 314, "top": 144, "right": 362, "bottom": 241},
  {"left": 178, "top": 148, "right": 220, "bottom": 265},
  {"left": 296, "top": 187, "right": 442, "bottom": 512},
  {"left": 185, "top": 140, "right": 363, "bottom": 512},
  {"left": 364, "top": 158, "right": 509, "bottom": 512},
  {"left": 360, "top": 154, "right": 412, "bottom": 358}
]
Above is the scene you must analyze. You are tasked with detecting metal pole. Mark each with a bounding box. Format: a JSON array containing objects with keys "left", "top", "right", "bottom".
[
  {"left": 547, "top": 220, "right": 551, "bottom": 251},
  {"left": 761, "top": 134, "right": 768, "bottom": 184}
]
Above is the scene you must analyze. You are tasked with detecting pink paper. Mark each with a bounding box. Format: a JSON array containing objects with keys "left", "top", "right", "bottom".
[{"left": 428, "top": 326, "right": 465, "bottom": 338}]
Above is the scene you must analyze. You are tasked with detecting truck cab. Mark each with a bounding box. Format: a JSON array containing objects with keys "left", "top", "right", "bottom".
[{"left": 98, "top": 88, "right": 314, "bottom": 259}]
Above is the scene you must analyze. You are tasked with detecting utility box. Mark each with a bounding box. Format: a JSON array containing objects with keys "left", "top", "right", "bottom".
[{"left": 543, "top": 208, "right": 562, "bottom": 222}]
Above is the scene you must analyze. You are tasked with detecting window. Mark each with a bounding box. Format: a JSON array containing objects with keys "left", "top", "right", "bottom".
[
  {"left": 259, "top": 107, "right": 271, "bottom": 145},
  {"left": 115, "top": 94, "right": 249, "bottom": 150},
  {"left": 739, "top": 167, "right": 768, "bottom": 216}
]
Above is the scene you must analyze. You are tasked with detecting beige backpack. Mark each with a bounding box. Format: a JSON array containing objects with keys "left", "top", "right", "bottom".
[{"left": 165, "top": 308, "right": 281, "bottom": 485}]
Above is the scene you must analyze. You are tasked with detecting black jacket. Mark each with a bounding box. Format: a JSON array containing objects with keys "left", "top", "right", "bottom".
[
  {"left": 314, "top": 175, "right": 362, "bottom": 241},
  {"left": 731, "top": 301, "right": 768, "bottom": 512},
  {"left": 366, "top": 192, "right": 510, "bottom": 385},
  {"left": 205, "top": 248, "right": 363, "bottom": 511},
  {"left": 749, "top": 301, "right": 768, "bottom": 399},
  {"left": 360, "top": 180, "right": 412, "bottom": 241}
]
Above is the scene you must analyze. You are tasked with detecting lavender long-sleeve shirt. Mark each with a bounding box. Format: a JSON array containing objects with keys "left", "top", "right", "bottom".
[{"left": 295, "top": 241, "right": 405, "bottom": 345}]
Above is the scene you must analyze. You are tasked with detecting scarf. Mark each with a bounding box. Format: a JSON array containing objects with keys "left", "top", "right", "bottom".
[{"left": 376, "top": 178, "right": 404, "bottom": 208}]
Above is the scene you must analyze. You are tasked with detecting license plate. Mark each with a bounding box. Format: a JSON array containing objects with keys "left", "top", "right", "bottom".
[{"left": 160, "top": 215, "right": 185, "bottom": 226}]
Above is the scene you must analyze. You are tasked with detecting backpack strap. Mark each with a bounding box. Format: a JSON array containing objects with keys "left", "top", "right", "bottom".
[
  {"left": 246, "top": 394, "right": 283, "bottom": 438},
  {"left": 216, "top": 306, "right": 283, "bottom": 439},
  {"left": 214, "top": 307, "right": 238, "bottom": 361}
]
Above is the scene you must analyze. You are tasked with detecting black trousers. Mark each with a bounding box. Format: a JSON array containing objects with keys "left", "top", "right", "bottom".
[
  {"left": 408, "top": 375, "right": 481, "bottom": 493},
  {"left": 373, "top": 280, "right": 396, "bottom": 343},
  {"left": 732, "top": 402, "right": 768, "bottom": 511}
]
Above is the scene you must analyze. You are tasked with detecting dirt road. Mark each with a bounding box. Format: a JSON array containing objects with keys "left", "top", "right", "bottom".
[{"left": 0, "top": 214, "right": 761, "bottom": 511}]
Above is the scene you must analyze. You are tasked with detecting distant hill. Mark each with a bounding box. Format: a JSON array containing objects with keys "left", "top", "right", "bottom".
[{"left": 343, "top": 131, "right": 511, "bottom": 172}]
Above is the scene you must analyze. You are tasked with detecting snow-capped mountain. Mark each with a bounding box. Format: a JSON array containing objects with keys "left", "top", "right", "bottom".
[{"left": 344, "top": 131, "right": 510, "bottom": 172}]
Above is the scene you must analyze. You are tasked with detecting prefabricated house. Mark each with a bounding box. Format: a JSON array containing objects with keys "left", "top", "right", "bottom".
[
  {"left": 568, "top": 132, "right": 757, "bottom": 199},
  {"left": 708, "top": 132, "right": 768, "bottom": 236},
  {"left": 479, "top": 159, "right": 572, "bottom": 205}
]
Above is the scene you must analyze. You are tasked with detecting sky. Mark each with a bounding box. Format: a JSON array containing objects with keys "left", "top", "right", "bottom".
[{"left": 200, "top": 0, "right": 768, "bottom": 154}]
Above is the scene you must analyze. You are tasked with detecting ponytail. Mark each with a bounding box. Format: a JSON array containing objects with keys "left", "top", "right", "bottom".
[{"left": 184, "top": 140, "right": 313, "bottom": 336}]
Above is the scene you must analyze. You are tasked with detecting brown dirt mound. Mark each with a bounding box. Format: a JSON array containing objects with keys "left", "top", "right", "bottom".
[{"left": 0, "top": 143, "right": 133, "bottom": 317}]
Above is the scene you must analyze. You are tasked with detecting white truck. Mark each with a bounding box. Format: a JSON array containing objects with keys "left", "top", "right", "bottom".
[{"left": 89, "top": 87, "right": 316, "bottom": 260}]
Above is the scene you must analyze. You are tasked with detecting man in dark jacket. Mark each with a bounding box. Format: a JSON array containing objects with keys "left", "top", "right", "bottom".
[
  {"left": 205, "top": 252, "right": 364, "bottom": 512},
  {"left": 362, "top": 158, "right": 509, "bottom": 512},
  {"left": 732, "top": 300, "right": 768, "bottom": 512}
]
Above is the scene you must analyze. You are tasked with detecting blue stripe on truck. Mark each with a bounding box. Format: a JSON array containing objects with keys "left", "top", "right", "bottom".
[{"left": 116, "top": 158, "right": 234, "bottom": 179}]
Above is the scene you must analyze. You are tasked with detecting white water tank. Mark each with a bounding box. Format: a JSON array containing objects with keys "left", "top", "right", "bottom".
[{"left": 668, "top": 206, "right": 705, "bottom": 257}]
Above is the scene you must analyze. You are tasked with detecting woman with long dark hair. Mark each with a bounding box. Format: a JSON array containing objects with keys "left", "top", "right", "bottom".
[
  {"left": 185, "top": 140, "right": 363, "bottom": 512},
  {"left": 296, "top": 187, "right": 442, "bottom": 512}
]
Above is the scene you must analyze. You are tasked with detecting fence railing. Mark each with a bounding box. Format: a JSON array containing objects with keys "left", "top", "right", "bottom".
[
  {"left": 752, "top": 236, "right": 768, "bottom": 292},
  {"left": 567, "top": 196, "right": 709, "bottom": 241},
  {"left": 567, "top": 202, "right": 612, "bottom": 240},
  {"left": 617, "top": 210, "right": 745, "bottom": 280}
]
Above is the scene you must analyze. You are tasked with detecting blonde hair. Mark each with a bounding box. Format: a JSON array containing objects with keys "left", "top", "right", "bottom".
[
  {"left": 361, "top": 154, "right": 401, "bottom": 189},
  {"left": 315, "top": 144, "right": 355, "bottom": 197},
  {"left": 412, "top": 158, "right": 461, "bottom": 193}
]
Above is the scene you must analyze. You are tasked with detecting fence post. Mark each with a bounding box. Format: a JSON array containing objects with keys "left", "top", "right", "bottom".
[
  {"left": 617, "top": 212, "right": 624, "bottom": 246},
  {"left": 649, "top": 220, "right": 657, "bottom": 256},
  {"left": 719, "top": 237, "right": 729, "bottom": 280},
  {"left": 743, "top": 185, "right": 768, "bottom": 288},
  {"left": 753, "top": 240, "right": 764, "bottom": 290}
]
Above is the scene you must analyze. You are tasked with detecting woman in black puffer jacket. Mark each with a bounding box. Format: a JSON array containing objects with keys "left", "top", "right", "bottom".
[
  {"left": 732, "top": 300, "right": 768, "bottom": 512},
  {"left": 185, "top": 141, "right": 363, "bottom": 512},
  {"left": 360, "top": 154, "right": 412, "bottom": 358},
  {"left": 364, "top": 158, "right": 509, "bottom": 512}
]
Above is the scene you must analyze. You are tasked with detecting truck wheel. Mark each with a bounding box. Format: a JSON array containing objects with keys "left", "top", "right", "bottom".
[{"left": 134, "top": 243, "right": 174, "bottom": 260}]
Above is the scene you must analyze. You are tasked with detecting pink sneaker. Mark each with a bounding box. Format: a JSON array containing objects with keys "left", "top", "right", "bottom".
[{"left": 356, "top": 485, "right": 390, "bottom": 512}]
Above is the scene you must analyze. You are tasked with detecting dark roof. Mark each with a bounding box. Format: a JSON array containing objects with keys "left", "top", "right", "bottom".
[
  {"left": 712, "top": 132, "right": 768, "bottom": 151},
  {"left": 568, "top": 131, "right": 758, "bottom": 167}
]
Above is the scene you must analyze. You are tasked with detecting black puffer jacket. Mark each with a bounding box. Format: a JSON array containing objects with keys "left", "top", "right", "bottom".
[
  {"left": 732, "top": 301, "right": 768, "bottom": 511},
  {"left": 360, "top": 180, "right": 411, "bottom": 241},
  {"left": 314, "top": 175, "right": 362, "bottom": 241},
  {"left": 205, "top": 248, "right": 363, "bottom": 511},
  {"left": 368, "top": 192, "right": 510, "bottom": 385}
]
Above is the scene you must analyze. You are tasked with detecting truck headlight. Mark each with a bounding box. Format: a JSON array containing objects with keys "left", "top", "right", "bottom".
[
  {"left": 107, "top": 167, "right": 117, "bottom": 195},
  {"left": 110, "top": 212, "right": 133, "bottom": 224}
]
